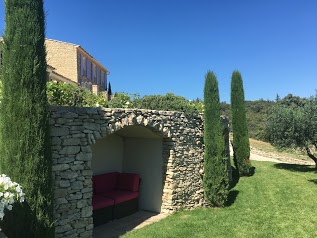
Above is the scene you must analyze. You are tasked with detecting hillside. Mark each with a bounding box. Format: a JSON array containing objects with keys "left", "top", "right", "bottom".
[{"left": 220, "top": 100, "right": 275, "bottom": 141}]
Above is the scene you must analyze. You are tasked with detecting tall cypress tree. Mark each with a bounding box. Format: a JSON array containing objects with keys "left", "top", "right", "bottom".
[
  {"left": 0, "top": 0, "right": 54, "bottom": 236},
  {"left": 203, "top": 71, "right": 229, "bottom": 207},
  {"left": 230, "top": 70, "right": 251, "bottom": 176}
]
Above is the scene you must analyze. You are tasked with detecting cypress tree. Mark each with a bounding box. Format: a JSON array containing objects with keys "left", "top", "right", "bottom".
[
  {"left": 0, "top": 0, "right": 54, "bottom": 237},
  {"left": 203, "top": 71, "right": 229, "bottom": 207},
  {"left": 230, "top": 70, "right": 251, "bottom": 176}
]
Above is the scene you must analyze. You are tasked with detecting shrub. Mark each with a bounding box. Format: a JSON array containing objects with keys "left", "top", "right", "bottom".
[
  {"left": 46, "top": 81, "right": 107, "bottom": 107},
  {"left": 203, "top": 71, "right": 229, "bottom": 207},
  {"left": 135, "top": 93, "right": 199, "bottom": 118},
  {"left": 107, "top": 92, "right": 138, "bottom": 108},
  {"left": 230, "top": 71, "right": 251, "bottom": 176}
]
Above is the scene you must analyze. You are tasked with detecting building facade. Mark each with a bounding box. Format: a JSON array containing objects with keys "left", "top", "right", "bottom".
[
  {"left": 0, "top": 38, "right": 110, "bottom": 96},
  {"left": 45, "top": 39, "right": 110, "bottom": 95}
]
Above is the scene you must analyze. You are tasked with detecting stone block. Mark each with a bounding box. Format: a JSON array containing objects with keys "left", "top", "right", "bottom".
[
  {"left": 77, "top": 200, "right": 87, "bottom": 209},
  {"left": 53, "top": 164, "right": 70, "bottom": 171},
  {"left": 60, "top": 171, "right": 78, "bottom": 179},
  {"left": 63, "top": 138, "right": 81, "bottom": 146},
  {"left": 51, "top": 137, "right": 62, "bottom": 145},
  {"left": 59, "top": 180, "right": 71, "bottom": 188},
  {"left": 76, "top": 153, "right": 92, "bottom": 161},
  {"left": 51, "top": 127, "right": 70, "bottom": 137},
  {"left": 71, "top": 164, "right": 84, "bottom": 171},
  {"left": 83, "top": 122, "right": 100, "bottom": 131},
  {"left": 55, "top": 188, "right": 69, "bottom": 198},
  {"left": 59, "top": 146, "right": 80, "bottom": 155},
  {"left": 56, "top": 197, "right": 68, "bottom": 205},
  {"left": 71, "top": 181, "right": 83, "bottom": 190},
  {"left": 55, "top": 224, "right": 72, "bottom": 234},
  {"left": 81, "top": 206, "right": 92, "bottom": 218}
]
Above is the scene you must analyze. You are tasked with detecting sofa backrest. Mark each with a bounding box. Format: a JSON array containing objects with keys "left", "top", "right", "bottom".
[
  {"left": 93, "top": 172, "right": 119, "bottom": 194},
  {"left": 117, "top": 173, "right": 141, "bottom": 192}
]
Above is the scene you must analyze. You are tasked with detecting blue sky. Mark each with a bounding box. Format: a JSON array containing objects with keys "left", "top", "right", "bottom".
[{"left": 0, "top": 1, "right": 316, "bottom": 102}]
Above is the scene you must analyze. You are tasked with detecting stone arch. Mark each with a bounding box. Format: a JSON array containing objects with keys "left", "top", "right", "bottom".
[
  {"left": 90, "top": 113, "right": 174, "bottom": 214},
  {"left": 50, "top": 106, "right": 204, "bottom": 238}
]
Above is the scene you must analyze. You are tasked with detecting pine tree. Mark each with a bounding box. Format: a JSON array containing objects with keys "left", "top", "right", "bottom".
[
  {"left": 0, "top": 0, "right": 54, "bottom": 236},
  {"left": 203, "top": 71, "right": 229, "bottom": 207},
  {"left": 230, "top": 70, "right": 251, "bottom": 176}
]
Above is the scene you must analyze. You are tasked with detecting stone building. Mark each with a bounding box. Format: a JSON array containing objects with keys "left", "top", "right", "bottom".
[
  {"left": 45, "top": 39, "right": 110, "bottom": 96},
  {"left": 0, "top": 38, "right": 111, "bottom": 97}
]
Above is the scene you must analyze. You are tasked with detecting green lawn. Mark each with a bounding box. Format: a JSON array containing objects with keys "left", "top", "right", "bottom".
[{"left": 123, "top": 161, "right": 317, "bottom": 238}]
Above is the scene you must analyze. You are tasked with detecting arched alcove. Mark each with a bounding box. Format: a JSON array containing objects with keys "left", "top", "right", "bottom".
[{"left": 91, "top": 125, "right": 168, "bottom": 213}]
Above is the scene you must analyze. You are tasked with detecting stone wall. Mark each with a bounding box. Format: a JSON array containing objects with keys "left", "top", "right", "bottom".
[{"left": 49, "top": 106, "right": 206, "bottom": 238}]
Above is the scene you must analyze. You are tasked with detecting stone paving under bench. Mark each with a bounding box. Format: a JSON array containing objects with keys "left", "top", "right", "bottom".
[{"left": 93, "top": 210, "right": 167, "bottom": 238}]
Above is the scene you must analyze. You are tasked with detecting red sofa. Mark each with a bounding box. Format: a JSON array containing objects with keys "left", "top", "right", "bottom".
[{"left": 92, "top": 172, "right": 141, "bottom": 226}]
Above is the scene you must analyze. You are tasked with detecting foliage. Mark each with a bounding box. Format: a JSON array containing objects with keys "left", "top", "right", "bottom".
[
  {"left": 267, "top": 93, "right": 317, "bottom": 167},
  {"left": 203, "top": 71, "right": 229, "bottom": 207},
  {"left": 107, "top": 92, "right": 139, "bottom": 108},
  {"left": 46, "top": 81, "right": 107, "bottom": 107},
  {"left": 206, "top": 99, "right": 274, "bottom": 141},
  {"left": 190, "top": 98, "right": 204, "bottom": 113},
  {"left": 230, "top": 71, "right": 251, "bottom": 176},
  {"left": 134, "top": 93, "right": 199, "bottom": 118},
  {"left": 122, "top": 161, "right": 317, "bottom": 238},
  {"left": 245, "top": 100, "right": 274, "bottom": 140},
  {"left": 0, "top": 0, "right": 54, "bottom": 236}
]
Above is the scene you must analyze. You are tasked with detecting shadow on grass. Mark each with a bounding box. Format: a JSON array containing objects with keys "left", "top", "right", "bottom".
[
  {"left": 308, "top": 179, "right": 317, "bottom": 185},
  {"left": 274, "top": 163, "right": 316, "bottom": 173},
  {"left": 225, "top": 190, "right": 239, "bottom": 207},
  {"left": 249, "top": 166, "right": 256, "bottom": 176},
  {"left": 229, "top": 166, "right": 256, "bottom": 190},
  {"left": 229, "top": 166, "right": 240, "bottom": 189}
]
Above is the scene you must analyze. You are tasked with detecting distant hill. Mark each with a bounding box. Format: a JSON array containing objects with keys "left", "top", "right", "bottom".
[{"left": 220, "top": 100, "right": 275, "bottom": 141}]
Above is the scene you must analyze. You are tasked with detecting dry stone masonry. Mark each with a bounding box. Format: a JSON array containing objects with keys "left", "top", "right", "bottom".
[{"left": 50, "top": 106, "right": 209, "bottom": 238}]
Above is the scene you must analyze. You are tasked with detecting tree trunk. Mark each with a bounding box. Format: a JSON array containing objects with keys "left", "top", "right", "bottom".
[{"left": 305, "top": 147, "right": 317, "bottom": 169}]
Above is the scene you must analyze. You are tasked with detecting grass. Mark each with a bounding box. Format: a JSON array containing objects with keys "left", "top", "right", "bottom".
[{"left": 122, "top": 161, "right": 317, "bottom": 238}]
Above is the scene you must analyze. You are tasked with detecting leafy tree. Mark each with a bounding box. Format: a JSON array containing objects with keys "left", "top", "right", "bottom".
[
  {"left": 231, "top": 71, "right": 251, "bottom": 176},
  {"left": 279, "top": 93, "right": 306, "bottom": 108},
  {"left": 267, "top": 94, "right": 317, "bottom": 168},
  {"left": 107, "top": 92, "right": 138, "bottom": 108},
  {"left": 0, "top": 0, "right": 54, "bottom": 236},
  {"left": 203, "top": 71, "right": 229, "bottom": 207}
]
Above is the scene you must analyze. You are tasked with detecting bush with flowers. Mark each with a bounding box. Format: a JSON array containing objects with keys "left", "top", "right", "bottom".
[{"left": 0, "top": 174, "right": 25, "bottom": 221}]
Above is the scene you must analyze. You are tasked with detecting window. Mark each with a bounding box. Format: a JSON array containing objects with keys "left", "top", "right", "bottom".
[
  {"left": 100, "top": 70, "right": 103, "bottom": 86},
  {"left": 92, "top": 64, "right": 96, "bottom": 83},
  {"left": 104, "top": 72, "right": 107, "bottom": 90},
  {"left": 86, "top": 59, "right": 91, "bottom": 80},
  {"left": 80, "top": 54, "right": 87, "bottom": 77},
  {"left": 99, "top": 70, "right": 102, "bottom": 86},
  {"left": 90, "top": 62, "right": 93, "bottom": 80},
  {"left": 95, "top": 67, "right": 98, "bottom": 85}
]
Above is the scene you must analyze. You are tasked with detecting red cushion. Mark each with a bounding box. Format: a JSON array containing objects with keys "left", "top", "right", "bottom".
[
  {"left": 102, "top": 190, "right": 139, "bottom": 204},
  {"left": 92, "top": 194, "right": 114, "bottom": 210},
  {"left": 93, "top": 172, "right": 119, "bottom": 194},
  {"left": 117, "top": 173, "right": 140, "bottom": 192}
]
